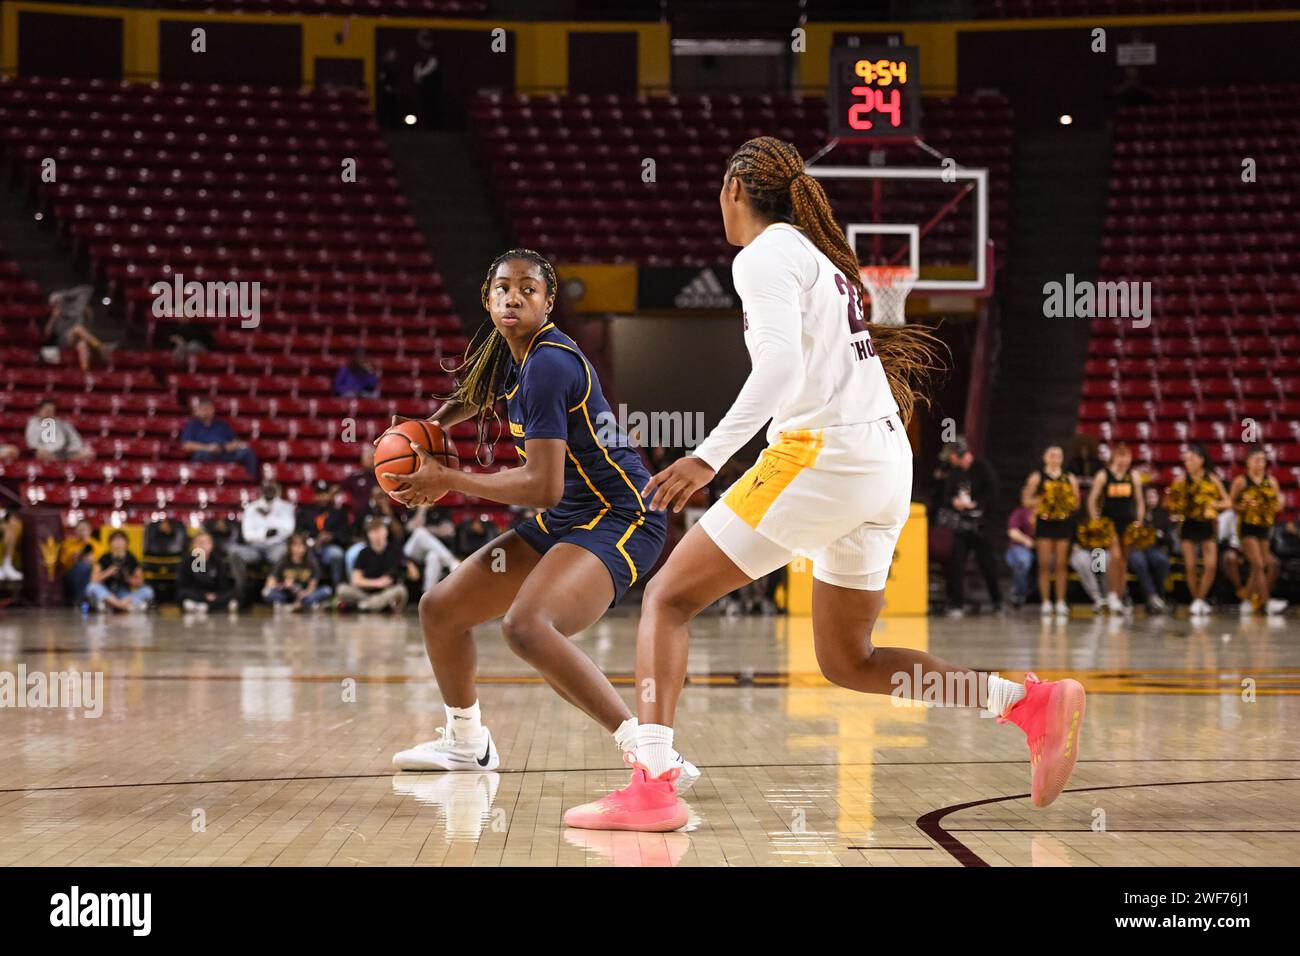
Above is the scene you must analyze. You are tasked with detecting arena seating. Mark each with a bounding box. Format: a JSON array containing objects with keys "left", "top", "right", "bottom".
[
  {"left": 0, "top": 76, "right": 515, "bottom": 531},
  {"left": 470, "top": 91, "right": 1013, "bottom": 268},
  {"left": 1077, "top": 82, "right": 1300, "bottom": 502}
]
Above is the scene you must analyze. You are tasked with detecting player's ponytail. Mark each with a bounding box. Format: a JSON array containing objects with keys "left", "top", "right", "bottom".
[
  {"left": 441, "top": 248, "right": 561, "bottom": 460},
  {"left": 726, "top": 136, "right": 947, "bottom": 425}
]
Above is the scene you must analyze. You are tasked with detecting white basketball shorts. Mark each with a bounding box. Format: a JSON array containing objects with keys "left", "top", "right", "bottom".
[{"left": 698, "top": 414, "right": 912, "bottom": 591}]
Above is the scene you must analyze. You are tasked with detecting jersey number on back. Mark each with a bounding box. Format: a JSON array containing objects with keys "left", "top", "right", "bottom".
[{"left": 834, "top": 273, "right": 876, "bottom": 356}]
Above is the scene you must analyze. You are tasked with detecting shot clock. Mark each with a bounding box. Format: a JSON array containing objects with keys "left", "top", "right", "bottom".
[{"left": 827, "top": 45, "right": 922, "bottom": 140}]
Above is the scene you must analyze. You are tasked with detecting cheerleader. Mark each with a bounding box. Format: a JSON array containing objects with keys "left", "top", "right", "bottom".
[
  {"left": 1022, "top": 445, "right": 1080, "bottom": 617},
  {"left": 1086, "top": 443, "right": 1143, "bottom": 614},
  {"left": 1166, "top": 444, "right": 1232, "bottom": 617},
  {"left": 1229, "top": 448, "right": 1288, "bottom": 616}
]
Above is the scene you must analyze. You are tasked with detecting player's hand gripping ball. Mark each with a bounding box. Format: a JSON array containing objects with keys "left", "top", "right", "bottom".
[{"left": 375, "top": 419, "right": 459, "bottom": 506}]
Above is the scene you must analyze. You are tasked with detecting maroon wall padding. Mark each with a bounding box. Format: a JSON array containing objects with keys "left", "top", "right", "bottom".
[
  {"left": 958, "top": 20, "right": 1300, "bottom": 129},
  {"left": 159, "top": 19, "right": 303, "bottom": 86},
  {"left": 568, "top": 32, "right": 637, "bottom": 96},
  {"left": 18, "top": 10, "right": 124, "bottom": 79},
  {"left": 20, "top": 509, "right": 65, "bottom": 608}
]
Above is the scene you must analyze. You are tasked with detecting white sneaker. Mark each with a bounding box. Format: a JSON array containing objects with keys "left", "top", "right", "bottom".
[
  {"left": 1040, "top": 602, "right": 1053, "bottom": 618},
  {"left": 1106, "top": 593, "right": 1126, "bottom": 614},
  {"left": 393, "top": 726, "right": 500, "bottom": 772},
  {"left": 1054, "top": 600, "right": 1070, "bottom": 617},
  {"left": 670, "top": 751, "right": 701, "bottom": 793},
  {"left": 1190, "top": 599, "right": 1210, "bottom": 616},
  {"left": 227, "top": 599, "right": 240, "bottom": 614},
  {"left": 0, "top": 562, "right": 21, "bottom": 581},
  {"left": 1240, "top": 601, "right": 1255, "bottom": 617},
  {"left": 1148, "top": 596, "right": 1168, "bottom": 614},
  {"left": 182, "top": 599, "right": 201, "bottom": 613},
  {"left": 1266, "top": 598, "right": 1289, "bottom": 616}
]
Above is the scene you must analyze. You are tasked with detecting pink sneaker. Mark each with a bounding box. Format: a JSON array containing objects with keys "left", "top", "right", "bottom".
[
  {"left": 564, "top": 760, "right": 689, "bottom": 832},
  {"left": 999, "top": 673, "right": 1086, "bottom": 808}
]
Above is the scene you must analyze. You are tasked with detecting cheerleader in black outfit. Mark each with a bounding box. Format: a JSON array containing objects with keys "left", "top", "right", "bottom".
[
  {"left": 1023, "top": 445, "right": 1080, "bottom": 618},
  {"left": 1229, "top": 448, "right": 1288, "bottom": 616},
  {"left": 1087, "top": 443, "right": 1143, "bottom": 615},
  {"left": 1168, "top": 444, "right": 1231, "bottom": 618}
]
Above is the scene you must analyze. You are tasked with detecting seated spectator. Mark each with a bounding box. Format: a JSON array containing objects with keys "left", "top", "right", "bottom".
[
  {"left": 0, "top": 443, "right": 17, "bottom": 463},
  {"left": 341, "top": 444, "right": 378, "bottom": 511},
  {"left": 336, "top": 518, "right": 411, "bottom": 612},
  {"left": 333, "top": 348, "right": 380, "bottom": 397},
  {"left": 86, "top": 531, "right": 154, "bottom": 612},
  {"left": 43, "top": 286, "right": 103, "bottom": 371},
  {"left": 177, "top": 531, "right": 239, "bottom": 614},
  {"left": 455, "top": 513, "right": 498, "bottom": 558},
  {"left": 404, "top": 505, "right": 460, "bottom": 591},
  {"left": 0, "top": 506, "right": 22, "bottom": 582},
  {"left": 160, "top": 320, "right": 213, "bottom": 364},
  {"left": 357, "top": 484, "right": 408, "bottom": 545},
  {"left": 1128, "top": 485, "right": 1171, "bottom": 614},
  {"left": 25, "top": 398, "right": 95, "bottom": 461},
  {"left": 262, "top": 533, "right": 332, "bottom": 611},
  {"left": 1005, "top": 505, "right": 1036, "bottom": 608},
  {"left": 296, "top": 479, "right": 352, "bottom": 585},
  {"left": 60, "top": 519, "right": 103, "bottom": 603},
  {"left": 180, "top": 397, "right": 259, "bottom": 478},
  {"left": 1069, "top": 542, "right": 1105, "bottom": 612},
  {"left": 230, "top": 480, "right": 296, "bottom": 567},
  {"left": 202, "top": 514, "right": 246, "bottom": 594}
]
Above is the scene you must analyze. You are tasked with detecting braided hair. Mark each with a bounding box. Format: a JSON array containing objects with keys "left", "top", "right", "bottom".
[
  {"left": 725, "top": 136, "right": 947, "bottom": 425},
  {"left": 441, "top": 248, "right": 558, "bottom": 459}
]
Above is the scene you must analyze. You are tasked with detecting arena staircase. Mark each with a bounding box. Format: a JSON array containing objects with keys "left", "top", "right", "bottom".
[
  {"left": 984, "top": 126, "right": 1110, "bottom": 520},
  {"left": 384, "top": 129, "right": 510, "bottom": 339}
]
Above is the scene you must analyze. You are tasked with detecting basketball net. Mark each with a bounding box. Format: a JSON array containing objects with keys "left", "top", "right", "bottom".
[{"left": 861, "top": 265, "right": 915, "bottom": 327}]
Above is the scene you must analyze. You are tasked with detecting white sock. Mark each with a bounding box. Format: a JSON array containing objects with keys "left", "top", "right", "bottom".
[
  {"left": 635, "top": 723, "right": 676, "bottom": 777},
  {"left": 985, "top": 675, "right": 1026, "bottom": 717},
  {"left": 613, "top": 716, "right": 638, "bottom": 753},
  {"left": 445, "top": 701, "right": 482, "bottom": 741}
]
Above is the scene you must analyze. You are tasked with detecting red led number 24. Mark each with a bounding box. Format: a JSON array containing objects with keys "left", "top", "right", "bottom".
[{"left": 848, "top": 86, "right": 902, "bottom": 130}]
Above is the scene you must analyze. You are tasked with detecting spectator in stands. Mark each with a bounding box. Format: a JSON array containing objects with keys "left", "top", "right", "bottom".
[
  {"left": 335, "top": 518, "right": 410, "bottom": 612},
  {"left": 403, "top": 505, "right": 460, "bottom": 591},
  {"left": 262, "top": 533, "right": 332, "bottom": 612},
  {"left": 86, "top": 530, "right": 153, "bottom": 612},
  {"left": 0, "top": 507, "right": 22, "bottom": 582},
  {"left": 60, "top": 519, "right": 103, "bottom": 603},
  {"left": 1128, "top": 485, "right": 1171, "bottom": 614},
  {"left": 413, "top": 30, "right": 442, "bottom": 130},
  {"left": 940, "top": 440, "right": 1002, "bottom": 616},
  {"left": 454, "top": 513, "right": 498, "bottom": 559},
  {"left": 1069, "top": 542, "right": 1106, "bottom": 612},
  {"left": 1005, "top": 504, "right": 1036, "bottom": 609},
  {"left": 177, "top": 531, "right": 239, "bottom": 614},
  {"left": 231, "top": 480, "right": 296, "bottom": 568},
  {"left": 43, "top": 286, "right": 103, "bottom": 371},
  {"left": 341, "top": 445, "right": 377, "bottom": 511},
  {"left": 296, "top": 479, "right": 352, "bottom": 585},
  {"left": 377, "top": 48, "right": 402, "bottom": 129},
  {"left": 161, "top": 320, "right": 214, "bottom": 364},
  {"left": 181, "top": 397, "right": 259, "bottom": 478},
  {"left": 25, "top": 398, "right": 95, "bottom": 461},
  {"left": 334, "top": 349, "right": 380, "bottom": 398},
  {"left": 0, "top": 443, "right": 17, "bottom": 463},
  {"left": 358, "top": 484, "right": 408, "bottom": 544}
]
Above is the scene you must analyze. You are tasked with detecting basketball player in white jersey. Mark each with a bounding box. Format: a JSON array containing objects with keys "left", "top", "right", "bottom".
[{"left": 565, "top": 137, "right": 1087, "bottom": 831}]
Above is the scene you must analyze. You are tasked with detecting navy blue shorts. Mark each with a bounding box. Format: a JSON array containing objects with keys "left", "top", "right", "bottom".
[{"left": 515, "top": 508, "right": 667, "bottom": 606}]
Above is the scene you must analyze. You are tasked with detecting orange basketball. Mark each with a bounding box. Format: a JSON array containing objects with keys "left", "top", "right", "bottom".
[{"left": 374, "top": 419, "right": 459, "bottom": 498}]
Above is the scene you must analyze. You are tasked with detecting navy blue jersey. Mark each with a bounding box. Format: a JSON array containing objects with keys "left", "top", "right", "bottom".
[{"left": 503, "top": 322, "right": 651, "bottom": 530}]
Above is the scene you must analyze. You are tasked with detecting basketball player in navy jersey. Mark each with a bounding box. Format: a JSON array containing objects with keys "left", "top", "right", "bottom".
[{"left": 380, "top": 249, "right": 698, "bottom": 786}]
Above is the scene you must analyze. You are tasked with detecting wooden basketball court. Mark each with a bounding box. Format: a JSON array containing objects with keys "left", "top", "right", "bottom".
[{"left": 2, "top": 608, "right": 1297, "bottom": 867}]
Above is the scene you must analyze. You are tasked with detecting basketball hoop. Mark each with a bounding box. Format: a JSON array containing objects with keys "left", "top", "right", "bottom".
[{"left": 861, "top": 265, "right": 915, "bottom": 327}]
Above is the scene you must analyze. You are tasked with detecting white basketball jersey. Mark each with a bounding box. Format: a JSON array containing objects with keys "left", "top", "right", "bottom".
[{"left": 693, "top": 222, "right": 899, "bottom": 472}]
